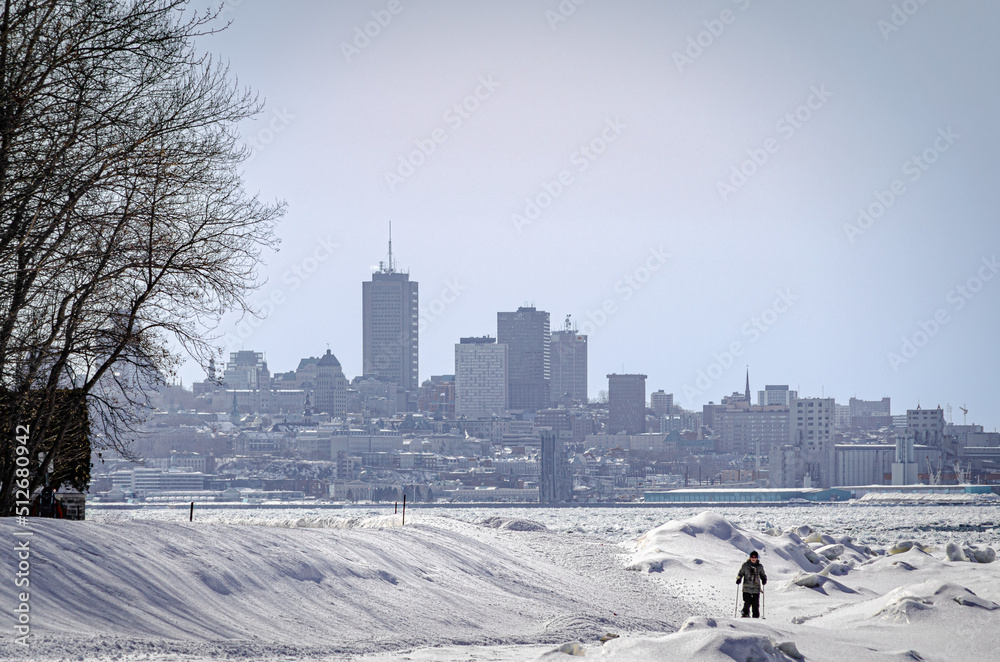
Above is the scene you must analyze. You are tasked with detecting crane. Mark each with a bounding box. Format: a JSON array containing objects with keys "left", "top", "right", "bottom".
[{"left": 960, "top": 405, "right": 968, "bottom": 425}]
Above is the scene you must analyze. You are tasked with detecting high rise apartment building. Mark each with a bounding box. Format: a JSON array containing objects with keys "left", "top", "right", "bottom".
[
  {"left": 650, "top": 390, "right": 673, "bottom": 417},
  {"left": 454, "top": 337, "right": 508, "bottom": 417},
  {"left": 716, "top": 405, "right": 790, "bottom": 455}
]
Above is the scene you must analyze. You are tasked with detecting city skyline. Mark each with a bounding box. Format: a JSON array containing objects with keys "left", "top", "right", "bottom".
[
  {"left": 210, "top": 246, "right": 984, "bottom": 425},
  {"left": 184, "top": 1, "right": 998, "bottom": 431}
]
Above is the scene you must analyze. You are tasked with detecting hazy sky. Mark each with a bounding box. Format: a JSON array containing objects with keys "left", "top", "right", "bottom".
[{"left": 182, "top": 1, "right": 1000, "bottom": 431}]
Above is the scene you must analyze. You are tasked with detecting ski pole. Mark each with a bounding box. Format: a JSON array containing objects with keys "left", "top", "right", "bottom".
[
  {"left": 735, "top": 583, "right": 739, "bottom": 617},
  {"left": 761, "top": 586, "right": 765, "bottom": 620}
]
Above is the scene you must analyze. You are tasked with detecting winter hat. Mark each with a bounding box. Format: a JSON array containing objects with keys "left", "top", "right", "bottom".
[{"left": 749, "top": 551, "right": 759, "bottom": 559}]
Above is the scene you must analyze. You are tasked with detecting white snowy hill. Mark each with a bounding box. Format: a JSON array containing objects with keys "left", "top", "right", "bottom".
[{"left": 2, "top": 510, "right": 998, "bottom": 661}]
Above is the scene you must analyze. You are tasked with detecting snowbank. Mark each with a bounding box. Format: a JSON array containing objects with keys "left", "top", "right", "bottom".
[
  {"left": 4, "top": 509, "right": 1000, "bottom": 661},
  {"left": 608, "top": 511, "right": 1000, "bottom": 662},
  {"left": 0, "top": 515, "right": 672, "bottom": 660}
]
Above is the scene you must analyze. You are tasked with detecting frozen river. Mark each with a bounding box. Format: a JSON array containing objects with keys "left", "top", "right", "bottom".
[{"left": 89, "top": 502, "right": 1000, "bottom": 548}]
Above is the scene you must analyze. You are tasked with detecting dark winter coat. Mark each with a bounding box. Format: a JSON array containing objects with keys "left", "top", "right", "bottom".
[
  {"left": 30, "top": 487, "right": 64, "bottom": 519},
  {"left": 736, "top": 558, "right": 767, "bottom": 594}
]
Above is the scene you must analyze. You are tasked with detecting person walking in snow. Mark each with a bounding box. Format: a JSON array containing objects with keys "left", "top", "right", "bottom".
[
  {"left": 736, "top": 550, "right": 767, "bottom": 618},
  {"left": 30, "top": 485, "right": 65, "bottom": 518}
]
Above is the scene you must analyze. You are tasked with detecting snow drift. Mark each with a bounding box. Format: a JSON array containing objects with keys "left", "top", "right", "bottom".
[{"left": 3, "top": 508, "right": 999, "bottom": 661}]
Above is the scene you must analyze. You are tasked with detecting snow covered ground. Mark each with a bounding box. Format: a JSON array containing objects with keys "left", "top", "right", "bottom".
[{"left": 2, "top": 505, "right": 998, "bottom": 661}]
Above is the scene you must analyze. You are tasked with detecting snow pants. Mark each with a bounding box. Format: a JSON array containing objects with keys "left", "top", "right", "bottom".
[{"left": 741, "top": 591, "right": 760, "bottom": 618}]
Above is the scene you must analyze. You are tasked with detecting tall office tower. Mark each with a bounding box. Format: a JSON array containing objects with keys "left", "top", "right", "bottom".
[
  {"left": 849, "top": 397, "right": 892, "bottom": 430},
  {"left": 362, "top": 231, "right": 418, "bottom": 406},
  {"left": 757, "top": 385, "right": 797, "bottom": 407},
  {"left": 497, "top": 306, "right": 550, "bottom": 411},
  {"left": 454, "top": 337, "right": 508, "bottom": 417},
  {"left": 607, "top": 373, "right": 647, "bottom": 435},
  {"left": 549, "top": 315, "right": 587, "bottom": 405},
  {"left": 650, "top": 390, "right": 673, "bottom": 417}
]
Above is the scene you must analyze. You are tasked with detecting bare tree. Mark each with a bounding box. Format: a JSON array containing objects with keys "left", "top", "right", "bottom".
[{"left": 0, "top": 0, "right": 284, "bottom": 515}]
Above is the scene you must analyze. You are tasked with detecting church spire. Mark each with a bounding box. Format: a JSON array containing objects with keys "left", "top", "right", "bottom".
[{"left": 745, "top": 366, "right": 751, "bottom": 403}]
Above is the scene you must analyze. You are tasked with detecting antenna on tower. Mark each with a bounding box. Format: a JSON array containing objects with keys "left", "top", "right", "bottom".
[{"left": 387, "top": 220, "right": 394, "bottom": 273}]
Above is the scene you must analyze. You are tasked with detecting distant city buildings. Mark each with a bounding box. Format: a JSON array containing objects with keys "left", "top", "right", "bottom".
[
  {"left": 418, "top": 375, "right": 455, "bottom": 417},
  {"left": 607, "top": 373, "right": 646, "bottom": 435},
  {"left": 224, "top": 350, "right": 269, "bottom": 389},
  {"left": 223, "top": 350, "right": 272, "bottom": 414},
  {"left": 849, "top": 397, "right": 892, "bottom": 430},
  {"left": 497, "top": 306, "right": 550, "bottom": 411},
  {"left": 834, "top": 404, "right": 851, "bottom": 430},
  {"left": 169, "top": 260, "right": 1000, "bottom": 504},
  {"left": 454, "top": 337, "right": 508, "bottom": 417},
  {"left": 650, "top": 390, "right": 673, "bottom": 417},
  {"left": 716, "top": 404, "right": 790, "bottom": 456}
]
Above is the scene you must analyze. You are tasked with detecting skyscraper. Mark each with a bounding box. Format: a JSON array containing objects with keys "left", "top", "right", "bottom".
[
  {"left": 550, "top": 315, "right": 587, "bottom": 405},
  {"left": 362, "top": 231, "right": 418, "bottom": 406},
  {"left": 454, "top": 337, "right": 508, "bottom": 417},
  {"left": 607, "top": 373, "right": 646, "bottom": 435},
  {"left": 497, "top": 306, "right": 549, "bottom": 411}
]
